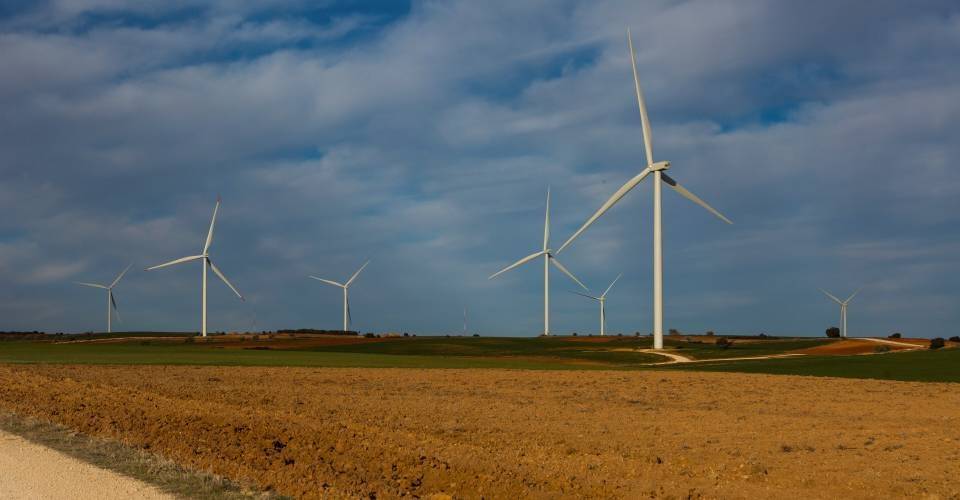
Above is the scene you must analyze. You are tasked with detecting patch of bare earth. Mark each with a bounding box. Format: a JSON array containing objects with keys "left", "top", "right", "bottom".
[
  {"left": 793, "top": 339, "right": 912, "bottom": 355},
  {"left": 0, "top": 365, "right": 958, "bottom": 499}
]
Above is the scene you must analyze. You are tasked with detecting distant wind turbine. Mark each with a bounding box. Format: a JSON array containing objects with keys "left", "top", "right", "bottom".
[
  {"left": 308, "top": 260, "right": 369, "bottom": 332},
  {"left": 74, "top": 263, "right": 132, "bottom": 333},
  {"left": 145, "top": 197, "right": 244, "bottom": 337},
  {"left": 557, "top": 29, "right": 732, "bottom": 350},
  {"left": 490, "top": 187, "right": 588, "bottom": 336},
  {"left": 572, "top": 273, "right": 622, "bottom": 336},
  {"left": 820, "top": 288, "right": 861, "bottom": 338}
]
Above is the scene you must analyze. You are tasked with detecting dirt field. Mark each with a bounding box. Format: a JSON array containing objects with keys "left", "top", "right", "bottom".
[
  {"left": 793, "top": 339, "right": 914, "bottom": 355},
  {"left": 0, "top": 365, "right": 958, "bottom": 499}
]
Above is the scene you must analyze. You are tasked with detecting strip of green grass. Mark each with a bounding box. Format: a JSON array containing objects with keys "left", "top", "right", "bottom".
[
  {"left": 669, "top": 348, "right": 960, "bottom": 383},
  {"left": 0, "top": 341, "right": 656, "bottom": 370}
]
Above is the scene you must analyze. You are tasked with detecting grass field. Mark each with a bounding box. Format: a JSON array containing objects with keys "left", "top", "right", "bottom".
[
  {"left": 1, "top": 334, "right": 956, "bottom": 382},
  {"left": 668, "top": 347, "right": 960, "bottom": 382}
]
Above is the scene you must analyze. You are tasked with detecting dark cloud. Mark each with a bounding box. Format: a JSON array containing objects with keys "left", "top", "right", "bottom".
[{"left": 1, "top": 0, "right": 958, "bottom": 336}]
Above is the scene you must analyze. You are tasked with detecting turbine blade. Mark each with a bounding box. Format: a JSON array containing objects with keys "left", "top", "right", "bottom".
[
  {"left": 110, "top": 263, "right": 133, "bottom": 288},
  {"left": 543, "top": 186, "right": 551, "bottom": 251},
  {"left": 110, "top": 290, "right": 121, "bottom": 322},
  {"left": 203, "top": 197, "right": 221, "bottom": 254},
  {"left": 820, "top": 288, "right": 844, "bottom": 305},
  {"left": 661, "top": 173, "right": 733, "bottom": 224},
  {"left": 571, "top": 290, "right": 600, "bottom": 301},
  {"left": 208, "top": 259, "right": 244, "bottom": 300},
  {"left": 347, "top": 298, "right": 352, "bottom": 327},
  {"left": 345, "top": 260, "right": 370, "bottom": 287},
  {"left": 845, "top": 287, "right": 863, "bottom": 303},
  {"left": 628, "top": 28, "right": 654, "bottom": 166},
  {"left": 308, "top": 276, "right": 345, "bottom": 288},
  {"left": 557, "top": 167, "right": 652, "bottom": 253},
  {"left": 550, "top": 256, "right": 588, "bottom": 290},
  {"left": 602, "top": 273, "right": 623, "bottom": 298},
  {"left": 489, "top": 250, "right": 547, "bottom": 280},
  {"left": 74, "top": 282, "right": 107, "bottom": 289},
  {"left": 145, "top": 255, "right": 204, "bottom": 271}
]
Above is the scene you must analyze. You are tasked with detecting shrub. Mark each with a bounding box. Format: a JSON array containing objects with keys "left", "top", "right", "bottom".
[
  {"left": 948, "top": 336, "right": 960, "bottom": 343},
  {"left": 825, "top": 327, "right": 841, "bottom": 338},
  {"left": 572, "top": 332, "right": 578, "bottom": 337},
  {"left": 472, "top": 333, "right": 479, "bottom": 337},
  {"left": 634, "top": 331, "right": 640, "bottom": 337},
  {"left": 617, "top": 333, "right": 623, "bottom": 337},
  {"left": 888, "top": 332, "right": 901, "bottom": 339},
  {"left": 705, "top": 331, "right": 715, "bottom": 336},
  {"left": 403, "top": 332, "right": 410, "bottom": 337},
  {"left": 364, "top": 333, "right": 375, "bottom": 338},
  {"left": 758, "top": 333, "right": 768, "bottom": 339},
  {"left": 874, "top": 345, "right": 890, "bottom": 353},
  {"left": 668, "top": 328, "right": 680, "bottom": 336},
  {"left": 716, "top": 338, "right": 732, "bottom": 349},
  {"left": 929, "top": 338, "right": 945, "bottom": 350},
  {"left": 184, "top": 336, "right": 194, "bottom": 344}
]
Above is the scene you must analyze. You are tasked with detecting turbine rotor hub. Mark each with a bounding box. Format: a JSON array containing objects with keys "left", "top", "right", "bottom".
[{"left": 650, "top": 160, "right": 670, "bottom": 172}]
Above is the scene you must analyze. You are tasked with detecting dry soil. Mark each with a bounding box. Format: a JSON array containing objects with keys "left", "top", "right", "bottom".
[{"left": 0, "top": 365, "right": 958, "bottom": 499}]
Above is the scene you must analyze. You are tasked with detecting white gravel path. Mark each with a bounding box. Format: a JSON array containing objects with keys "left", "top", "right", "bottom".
[{"left": 0, "top": 429, "right": 173, "bottom": 500}]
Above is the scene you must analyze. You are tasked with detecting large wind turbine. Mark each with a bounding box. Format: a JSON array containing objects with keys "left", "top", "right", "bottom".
[
  {"left": 558, "top": 29, "right": 732, "bottom": 350},
  {"left": 74, "top": 263, "right": 132, "bottom": 333},
  {"left": 490, "top": 187, "right": 588, "bottom": 336},
  {"left": 146, "top": 197, "right": 244, "bottom": 336},
  {"left": 820, "top": 288, "right": 861, "bottom": 338},
  {"left": 573, "top": 273, "right": 622, "bottom": 336},
  {"left": 308, "top": 260, "right": 369, "bottom": 332}
]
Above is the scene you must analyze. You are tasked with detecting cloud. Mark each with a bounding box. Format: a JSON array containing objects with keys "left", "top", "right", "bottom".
[{"left": 1, "top": 0, "right": 958, "bottom": 336}]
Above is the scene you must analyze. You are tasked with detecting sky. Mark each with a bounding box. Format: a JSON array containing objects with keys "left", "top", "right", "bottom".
[{"left": 1, "top": 0, "right": 959, "bottom": 337}]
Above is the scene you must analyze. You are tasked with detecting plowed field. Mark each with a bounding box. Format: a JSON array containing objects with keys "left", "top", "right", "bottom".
[{"left": 0, "top": 365, "right": 958, "bottom": 499}]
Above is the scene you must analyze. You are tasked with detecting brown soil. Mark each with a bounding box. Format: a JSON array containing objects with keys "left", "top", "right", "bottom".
[
  {"left": 214, "top": 334, "right": 388, "bottom": 350},
  {"left": 1, "top": 365, "right": 958, "bottom": 499},
  {"left": 793, "top": 339, "right": 912, "bottom": 356}
]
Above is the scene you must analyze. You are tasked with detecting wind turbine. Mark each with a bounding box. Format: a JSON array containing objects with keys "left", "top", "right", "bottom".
[
  {"left": 489, "top": 187, "right": 588, "bottom": 336},
  {"left": 820, "top": 288, "right": 861, "bottom": 338},
  {"left": 145, "top": 197, "right": 244, "bottom": 337},
  {"left": 572, "top": 273, "right": 622, "bottom": 336},
  {"left": 74, "top": 263, "right": 132, "bottom": 333},
  {"left": 557, "top": 29, "right": 732, "bottom": 350},
  {"left": 308, "top": 260, "right": 369, "bottom": 332}
]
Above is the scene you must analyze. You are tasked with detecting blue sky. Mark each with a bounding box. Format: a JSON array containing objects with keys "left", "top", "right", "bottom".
[{"left": 1, "top": 0, "right": 958, "bottom": 336}]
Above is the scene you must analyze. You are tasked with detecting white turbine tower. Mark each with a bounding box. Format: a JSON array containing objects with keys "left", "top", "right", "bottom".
[
  {"left": 558, "top": 29, "right": 732, "bottom": 350},
  {"left": 490, "top": 187, "right": 588, "bottom": 336},
  {"left": 308, "top": 260, "right": 369, "bottom": 332},
  {"left": 573, "top": 273, "right": 622, "bottom": 336},
  {"left": 74, "top": 263, "right": 132, "bottom": 333},
  {"left": 146, "top": 197, "right": 244, "bottom": 337},
  {"left": 820, "top": 288, "right": 861, "bottom": 338}
]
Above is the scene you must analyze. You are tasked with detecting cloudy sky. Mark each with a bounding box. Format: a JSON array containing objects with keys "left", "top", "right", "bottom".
[{"left": 1, "top": 0, "right": 958, "bottom": 336}]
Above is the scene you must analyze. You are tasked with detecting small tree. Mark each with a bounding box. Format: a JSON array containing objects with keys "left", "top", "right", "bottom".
[
  {"left": 572, "top": 332, "right": 578, "bottom": 337},
  {"left": 949, "top": 336, "right": 960, "bottom": 343},
  {"left": 705, "top": 331, "right": 715, "bottom": 336},
  {"left": 929, "top": 338, "right": 945, "bottom": 350},
  {"left": 825, "top": 327, "right": 841, "bottom": 338},
  {"left": 888, "top": 332, "right": 902, "bottom": 339},
  {"left": 716, "top": 337, "right": 732, "bottom": 349},
  {"left": 668, "top": 328, "right": 680, "bottom": 336}
]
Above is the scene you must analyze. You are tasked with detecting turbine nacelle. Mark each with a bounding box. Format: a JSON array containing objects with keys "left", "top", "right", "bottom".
[{"left": 649, "top": 160, "right": 670, "bottom": 172}]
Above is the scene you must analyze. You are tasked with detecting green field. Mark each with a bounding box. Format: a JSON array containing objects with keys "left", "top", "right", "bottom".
[
  {"left": 667, "top": 348, "right": 960, "bottom": 382},
  {"left": 1, "top": 334, "right": 957, "bottom": 382}
]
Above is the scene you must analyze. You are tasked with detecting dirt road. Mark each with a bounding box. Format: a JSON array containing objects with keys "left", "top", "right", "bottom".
[
  {"left": 0, "top": 428, "right": 172, "bottom": 500},
  {"left": 1, "top": 365, "right": 958, "bottom": 499}
]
